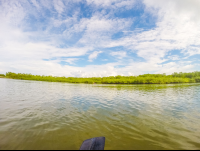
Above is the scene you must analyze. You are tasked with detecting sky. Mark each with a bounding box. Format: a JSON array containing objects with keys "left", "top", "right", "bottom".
[{"left": 0, "top": 0, "right": 200, "bottom": 77}]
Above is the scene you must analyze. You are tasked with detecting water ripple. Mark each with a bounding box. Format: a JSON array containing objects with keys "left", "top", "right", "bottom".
[{"left": 0, "top": 79, "right": 200, "bottom": 149}]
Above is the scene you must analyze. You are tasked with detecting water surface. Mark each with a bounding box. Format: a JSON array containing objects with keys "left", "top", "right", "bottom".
[{"left": 0, "top": 78, "right": 200, "bottom": 149}]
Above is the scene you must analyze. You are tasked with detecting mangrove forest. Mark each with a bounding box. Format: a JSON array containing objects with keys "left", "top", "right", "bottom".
[
  {"left": 0, "top": 74, "right": 5, "bottom": 77},
  {"left": 2, "top": 71, "right": 200, "bottom": 84}
]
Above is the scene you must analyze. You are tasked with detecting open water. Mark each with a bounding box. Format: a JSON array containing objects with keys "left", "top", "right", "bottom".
[{"left": 0, "top": 78, "right": 200, "bottom": 149}]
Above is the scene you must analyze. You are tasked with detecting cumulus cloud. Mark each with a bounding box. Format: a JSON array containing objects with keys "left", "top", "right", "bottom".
[
  {"left": 168, "top": 55, "right": 180, "bottom": 61},
  {"left": 103, "top": 0, "right": 200, "bottom": 72},
  {"left": 86, "top": 0, "right": 136, "bottom": 9},
  {"left": 110, "top": 51, "right": 127, "bottom": 59},
  {"left": 88, "top": 51, "right": 103, "bottom": 62},
  {"left": 0, "top": 0, "right": 199, "bottom": 77},
  {"left": 141, "top": 0, "right": 200, "bottom": 58}
]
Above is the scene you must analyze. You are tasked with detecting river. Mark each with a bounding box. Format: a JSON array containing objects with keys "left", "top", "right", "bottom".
[{"left": 0, "top": 78, "right": 200, "bottom": 149}]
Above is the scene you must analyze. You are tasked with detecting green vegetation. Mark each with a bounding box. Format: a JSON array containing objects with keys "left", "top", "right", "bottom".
[
  {"left": 4, "top": 71, "right": 200, "bottom": 84},
  {"left": 0, "top": 74, "right": 5, "bottom": 77}
]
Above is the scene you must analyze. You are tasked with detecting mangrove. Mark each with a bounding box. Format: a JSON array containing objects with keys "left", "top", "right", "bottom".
[{"left": 2, "top": 71, "right": 200, "bottom": 84}]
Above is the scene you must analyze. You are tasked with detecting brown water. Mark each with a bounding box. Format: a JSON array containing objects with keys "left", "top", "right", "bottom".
[{"left": 0, "top": 78, "right": 200, "bottom": 150}]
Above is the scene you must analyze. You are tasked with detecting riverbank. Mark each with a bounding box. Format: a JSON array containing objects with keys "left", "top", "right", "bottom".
[{"left": 3, "top": 72, "right": 200, "bottom": 84}]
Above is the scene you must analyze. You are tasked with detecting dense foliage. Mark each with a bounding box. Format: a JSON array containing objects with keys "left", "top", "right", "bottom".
[
  {"left": 0, "top": 74, "right": 5, "bottom": 77},
  {"left": 4, "top": 71, "right": 200, "bottom": 84}
]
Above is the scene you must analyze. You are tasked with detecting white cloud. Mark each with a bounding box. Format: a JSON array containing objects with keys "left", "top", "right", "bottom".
[
  {"left": 88, "top": 51, "right": 102, "bottom": 62},
  {"left": 104, "top": 0, "right": 200, "bottom": 66},
  {"left": 110, "top": 51, "right": 127, "bottom": 59},
  {"left": 168, "top": 55, "right": 180, "bottom": 61},
  {"left": 30, "top": 0, "right": 41, "bottom": 10},
  {"left": 77, "top": 15, "right": 133, "bottom": 48},
  {"left": 64, "top": 58, "right": 79, "bottom": 64},
  {"left": 53, "top": 0, "right": 65, "bottom": 14},
  {"left": 0, "top": 0, "right": 199, "bottom": 77},
  {"left": 86, "top": 0, "right": 136, "bottom": 9}
]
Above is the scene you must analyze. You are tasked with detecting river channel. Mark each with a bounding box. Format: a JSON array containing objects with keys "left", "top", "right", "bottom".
[{"left": 0, "top": 78, "right": 200, "bottom": 149}]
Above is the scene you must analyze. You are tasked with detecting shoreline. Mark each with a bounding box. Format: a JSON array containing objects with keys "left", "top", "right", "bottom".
[
  {"left": 3, "top": 77, "right": 200, "bottom": 85},
  {"left": 4, "top": 72, "right": 200, "bottom": 85}
]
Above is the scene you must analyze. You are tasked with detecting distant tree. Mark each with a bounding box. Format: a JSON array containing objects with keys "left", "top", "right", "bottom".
[{"left": 4, "top": 71, "right": 200, "bottom": 84}]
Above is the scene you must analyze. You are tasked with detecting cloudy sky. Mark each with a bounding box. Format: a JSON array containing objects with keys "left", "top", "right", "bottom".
[{"left": 0, "top": 0, "right": 200, "bottom": 77}]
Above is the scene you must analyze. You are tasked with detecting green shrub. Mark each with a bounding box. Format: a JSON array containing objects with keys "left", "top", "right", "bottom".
[
  {"left": 5, "top": 71, "right": 200, "bottom": 84},
  {"left": 189, "top": 79, "right": 196, "bottom": 83},
  {"left": 194, "top": 77, "right": 200, "bottom": 82}
]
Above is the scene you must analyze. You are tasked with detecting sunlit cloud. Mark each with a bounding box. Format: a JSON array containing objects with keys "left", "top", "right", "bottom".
[
  {"left": 88, "top": 51, "right": 103, "bottom": 62},
  {"left": 110, "top": 51, "right": 127, "bottom": 59},
  {"left": 0, "top": 0, "right": 199, "bottom": 77}
]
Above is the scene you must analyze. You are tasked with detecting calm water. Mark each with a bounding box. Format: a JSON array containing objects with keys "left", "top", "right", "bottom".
[{"left": 0, "top": 78, "right": 200, "bottom": 150}]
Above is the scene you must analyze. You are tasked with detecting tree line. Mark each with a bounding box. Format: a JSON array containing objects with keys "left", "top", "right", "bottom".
[{"left": 3, "top": 71, "right": 200, "bottom": 84}]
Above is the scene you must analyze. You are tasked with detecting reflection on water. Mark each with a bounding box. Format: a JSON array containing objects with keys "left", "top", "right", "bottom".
[{"left": 0, "top": 78, "right": 200, "bottom": 150}]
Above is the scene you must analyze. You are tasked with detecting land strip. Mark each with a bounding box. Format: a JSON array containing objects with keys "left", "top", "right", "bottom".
[{"left": 3, "top": 72, "right": 200, "bottom": 84}]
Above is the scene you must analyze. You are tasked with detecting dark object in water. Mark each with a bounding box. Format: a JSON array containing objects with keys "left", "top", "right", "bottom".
[{"left": 80, "top": 137, "right": 105, "bottom": 150}]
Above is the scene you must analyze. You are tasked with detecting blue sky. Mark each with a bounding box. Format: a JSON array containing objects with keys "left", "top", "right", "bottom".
[{"left": 0, "top": 0, "right": 200, "bottom": 77}]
